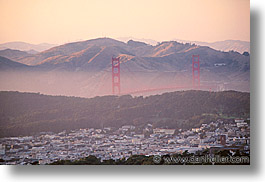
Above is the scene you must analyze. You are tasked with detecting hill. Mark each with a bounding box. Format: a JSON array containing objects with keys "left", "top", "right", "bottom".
[
  {"left": 0, "top": 90, "right": 250, "bottom": 138},
  {"left": 0, "top": 49, "right": 32, "bottom": 62},
  {"left": 0, "top": 56, "right": 29, "bottom": 71}
]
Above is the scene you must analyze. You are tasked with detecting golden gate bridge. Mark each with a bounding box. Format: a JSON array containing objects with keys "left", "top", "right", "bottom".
[{"left": 110, "top": 55, "right": 214, "bottom": 95}]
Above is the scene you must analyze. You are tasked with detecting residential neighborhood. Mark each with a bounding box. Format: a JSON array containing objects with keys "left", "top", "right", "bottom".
[{"left": 0, "top": 118, "right": 250, "bottom": 165}]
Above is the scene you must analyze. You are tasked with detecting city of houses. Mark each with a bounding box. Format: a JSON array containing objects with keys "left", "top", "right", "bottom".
[{"left": 0, "top": 118, "right": 250, "bottom": 165}]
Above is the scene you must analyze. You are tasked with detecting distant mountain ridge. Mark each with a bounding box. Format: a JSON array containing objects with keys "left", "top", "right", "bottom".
[
  {"left": 5, "top": 38, "right": 249, "bottom": 72},
  {"left": 0, "top": 49, "right": 32, "bottom": 61},
  {"left": 0, "top": 41, "right": 57, "bottom": 53},
  {"left": 0, "top": 38, "right": 250, "bottom": 96},
  {"left": 117, "top": 37, "right": 158, "bottom": 46},
  {"left": 0, "top": 38, "right": 250, "bottom": 80},
  {"left": 172, "top": 39, "right": 250, "bottom": 54},
  {"left": 118, "top": 37, "right": 250, "bottom": 54}
]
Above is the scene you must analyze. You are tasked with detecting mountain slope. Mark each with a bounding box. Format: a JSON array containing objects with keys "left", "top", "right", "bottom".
[
  {"left": 15, "top": 38, "right": 128, "bottom": 66},
  {"left": 0, "top": 56, "right": 29, "bottom": 70},
  {"left": 0, "top": 49, "right": 32, "bottom": 61}
]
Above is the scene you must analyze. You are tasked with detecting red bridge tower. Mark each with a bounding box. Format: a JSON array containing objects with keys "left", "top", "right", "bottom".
[
  {"left": 192, "top": 55, "right": 200, "bottom": 89},
  {"left": 112, "top": 57, "right": 120, "bottom": 95}
]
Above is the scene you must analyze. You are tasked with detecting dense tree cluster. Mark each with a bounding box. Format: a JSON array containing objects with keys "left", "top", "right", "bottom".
[
  {"left": 49, "top": 150, "right": 250, "bottom": 165},
  {"left": 0, "top": 90, "right": 249, "bottom": 138}
]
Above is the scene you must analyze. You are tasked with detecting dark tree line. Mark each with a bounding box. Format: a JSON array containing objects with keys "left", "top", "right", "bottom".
[
  {"left": 0, "top": 90, "right": 250, "bottom": 137},
  {"left": 49, "top": 150, "right": 250, "bottom": 165}
]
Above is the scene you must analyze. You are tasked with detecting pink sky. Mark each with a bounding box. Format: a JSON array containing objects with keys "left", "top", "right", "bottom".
[{"left": 0, "top": 0, "right": 250, "bottom": 44}]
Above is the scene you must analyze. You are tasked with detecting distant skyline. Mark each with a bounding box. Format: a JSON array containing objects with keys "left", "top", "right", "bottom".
[{"left": 0, "top": 0, "right": 250, "bottom": 44}]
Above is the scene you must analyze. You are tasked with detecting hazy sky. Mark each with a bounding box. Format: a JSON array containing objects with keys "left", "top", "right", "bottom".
[{"left": 0, "top": 0, "right": 250, "bottom": 44}]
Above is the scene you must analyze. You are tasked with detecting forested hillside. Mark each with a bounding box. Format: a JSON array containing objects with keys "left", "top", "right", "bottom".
[{"left": 0, "top": 90, "right": 249, "bottom": 137}]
